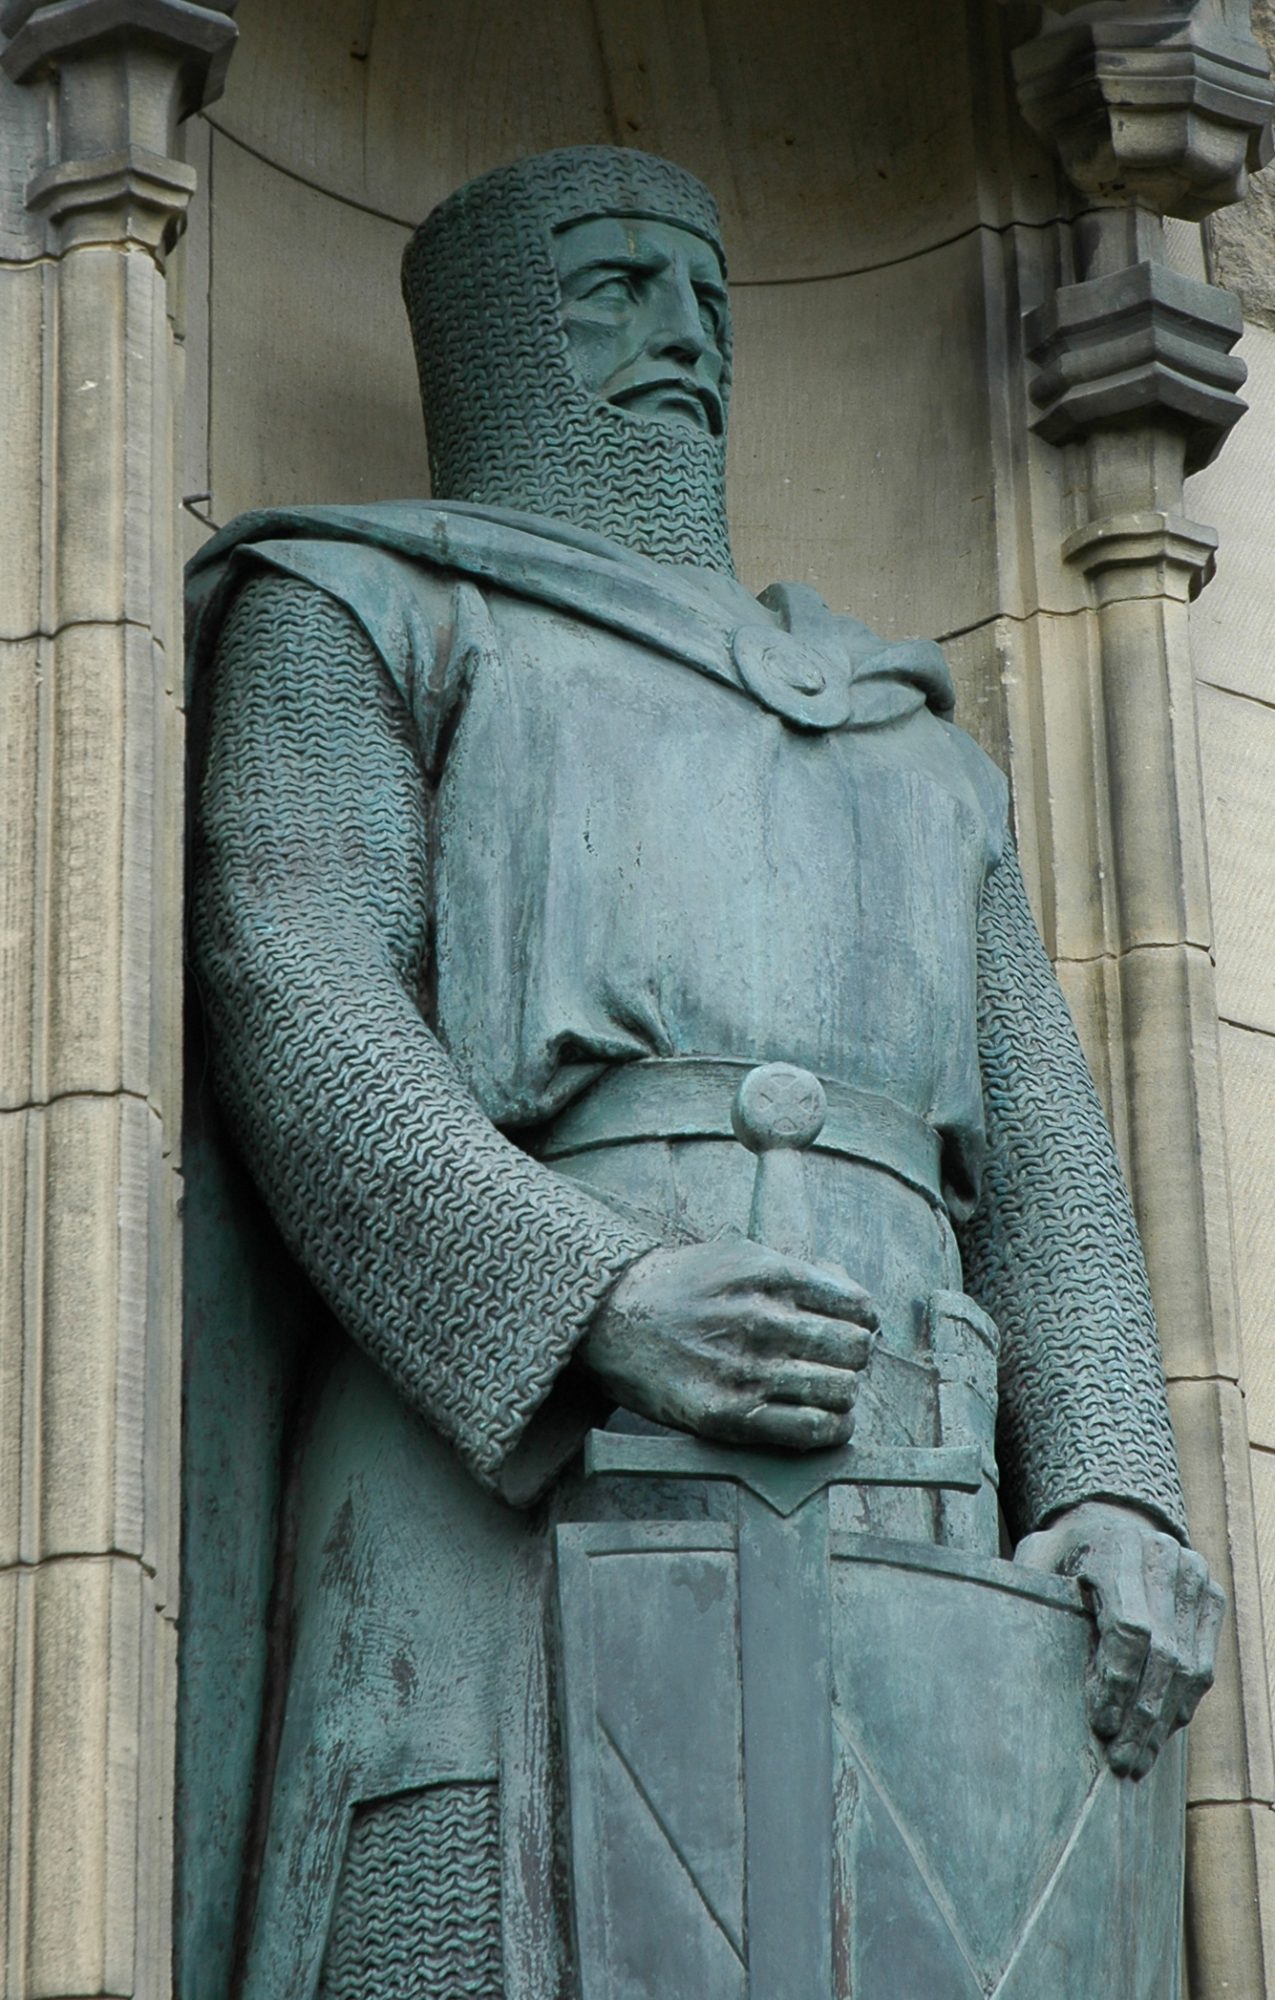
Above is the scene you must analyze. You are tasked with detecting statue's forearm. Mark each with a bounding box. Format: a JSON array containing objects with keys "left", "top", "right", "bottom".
[
  {"left": 193, "top": 575, "right": 656, "bottom": 1494},
  {"left": 956, "top": 841, "right": 1189, "bottom": 1545}
]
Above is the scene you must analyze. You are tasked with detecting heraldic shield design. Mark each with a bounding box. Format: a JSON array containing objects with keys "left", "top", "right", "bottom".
[{"left": 555, "top": 1429, "right": 1186, "bottom": 2000}]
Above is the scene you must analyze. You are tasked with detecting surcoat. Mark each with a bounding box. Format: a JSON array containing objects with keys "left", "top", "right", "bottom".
[{"left": 182, "top": 502, "right": 1187, "bottom": 2000}]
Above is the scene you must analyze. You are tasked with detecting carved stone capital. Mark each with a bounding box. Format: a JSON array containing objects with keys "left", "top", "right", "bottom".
[
  {"left": 1026, "top": 261, "right": 1247, "bottom": 471},
  {"left": 1061, "top": 508, "right": 1218, "bottom": 601},
  {"left": 1, "top": 0, "right": 238, "bottom": 115},
  {"left": 1007, "top": 3, "right": 1274, "bottom": 218},
  {"left": 1, "top": 0, "right": 237, "bottom": 252},
  {"left": 26, "top": 142, "right": 196, "bottom": 249}
]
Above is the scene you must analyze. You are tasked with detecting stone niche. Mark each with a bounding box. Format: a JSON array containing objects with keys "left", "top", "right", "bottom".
[{"left": 185, "top": 0, "right": 1059, "bottom": 732}]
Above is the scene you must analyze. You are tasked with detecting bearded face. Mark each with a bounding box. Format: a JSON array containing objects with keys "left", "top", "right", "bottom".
[
  {"left": 552, "top": 214, "right": 728, "bottom": 440},
  {"left": 402, "top": 147, "right": 736, "bottom": 573}
]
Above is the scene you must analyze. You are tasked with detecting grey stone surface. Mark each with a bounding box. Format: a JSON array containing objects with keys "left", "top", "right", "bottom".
[
  {"left": 0, "top": 7, "right": 222, "bottom": 1995},
  {"left": 1208, "top": 0, "right": 1275, "bottom": 327},
  {"left": 1009, "top": 0, "right": 1274, "bottom": 219},
  {"left": 1026, "top": 260, "right": 1247, "bottom": 475},
  {"left": 207, "top": 0, "right": 1058, "bottom": 282},
  {"left": 1, "top": 0, "right": 238, "bottom": 113}
]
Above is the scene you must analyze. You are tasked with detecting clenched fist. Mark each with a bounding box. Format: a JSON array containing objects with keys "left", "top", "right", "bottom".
[{"left": 580, "top": 1238, "right": 878, "bottom": 1451}]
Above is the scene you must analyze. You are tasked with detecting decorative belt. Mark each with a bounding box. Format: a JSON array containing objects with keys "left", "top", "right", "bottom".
[{"left": 538, "top": 1056, "right": 943, "bottom": 1208}]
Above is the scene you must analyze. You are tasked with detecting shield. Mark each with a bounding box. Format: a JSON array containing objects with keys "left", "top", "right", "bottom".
[{"left": 555, "top": 1432, "right": 1184, "bottom": 2000}]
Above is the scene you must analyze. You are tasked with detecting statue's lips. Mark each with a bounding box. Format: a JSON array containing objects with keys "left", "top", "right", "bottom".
[{"left": 606, "top": 374, "right": 723, "bottom": 435}]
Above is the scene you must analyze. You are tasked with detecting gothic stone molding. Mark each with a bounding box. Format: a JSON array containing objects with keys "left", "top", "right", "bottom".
[
  {"left": 997, "top": 7, "right": 1275, "bottom": 1993},
  {"left": 1, "top": 0, "right": 238, "bottom": 110},
  {"left": 1, "top": 0, "right": 238, "bottom": 250},
  {"left": 1026, "top": 259, "right": 1247, "bottom": 474},
  {"left": 1011, "top": 3, "right": 1274, "bottom": 219}
]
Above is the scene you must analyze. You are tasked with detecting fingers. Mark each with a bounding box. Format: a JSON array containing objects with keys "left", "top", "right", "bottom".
[
  {"left": 1011, "top": 1523, "right": 1069, "bottom": 1575},
  {"left": 1088, "top": 1611, "right": 1151, "bottom": 1753},
  {"left": 693, "top": 1352, "right": 865, "bottom": 1438},
  {"left": 1092, "top": 1533, "right": 1221, "bottom": 1779},
  {"left": 581, "top": 1239, "right": 880, "bottom": 1450},
  {"left": 1189, "top": 1571, "right": 1226, "bottom": 1720},
  {"left": 748, "top": 1358, "right": 862, "bottom": 1413},
  {"left": 1165, "top": 1553, "right": 1223, "bottom": 1735},
  {"left": 726, "top": 1307, "right": 875, "bottom": 1373},
  {"left": 698, "top": 1398, "right": 854, "bottom": 1453},
  {"left": 724, "top": 1250, "right": 880, "bottom": 1330},
  {"left": 1001, "top": 1501, "right": 1226, "bottom": 1781}
]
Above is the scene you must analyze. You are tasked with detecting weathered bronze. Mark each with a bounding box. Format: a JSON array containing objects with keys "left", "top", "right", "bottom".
[{"left": 179, "top": 146, "right": 1222, "bottom": 1999}]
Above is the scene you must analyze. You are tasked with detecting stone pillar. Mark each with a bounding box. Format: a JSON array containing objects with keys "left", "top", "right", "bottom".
[
  {"left": 0, "top": 5, "right": 235, "bottom": 1995},
  {"left": 997, "top": 3, "right": 1275, "bottom": 1991}
]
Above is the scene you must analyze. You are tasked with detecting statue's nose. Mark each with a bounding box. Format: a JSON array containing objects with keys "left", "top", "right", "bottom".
[
  {"left": 649, "top": 317, "right": 709, "bottom": 368},
  {"left": 647, "top": 272, "right": 713, "bottom": 366}
]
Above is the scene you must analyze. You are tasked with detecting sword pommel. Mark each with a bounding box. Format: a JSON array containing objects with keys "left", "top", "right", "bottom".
[
  {"left": 731, "top": 1061, "right": 827, "bottom": 1152},
  {"left": 732, "top": 1062, "right": 827, "bottom": 1260}
]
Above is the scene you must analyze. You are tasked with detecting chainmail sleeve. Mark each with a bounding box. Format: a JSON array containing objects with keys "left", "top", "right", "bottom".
[
  {"left": 954, "top": 838, "right": 1189, "bottom": 1545},
  {"left": 191, "top": 573, "right": 659, "bottom": 1498}
]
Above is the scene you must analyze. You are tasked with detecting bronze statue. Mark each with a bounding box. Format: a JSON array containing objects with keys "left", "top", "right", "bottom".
[{"left": 181, "top": 148, "right": 1220, "bottom": 1999}]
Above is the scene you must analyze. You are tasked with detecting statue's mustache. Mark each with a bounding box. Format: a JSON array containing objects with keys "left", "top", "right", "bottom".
[{"left": 603, "top": 366, "right": 724, "bottom": 435}]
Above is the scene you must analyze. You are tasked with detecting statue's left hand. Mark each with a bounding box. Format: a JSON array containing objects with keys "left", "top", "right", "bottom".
[{"left": 1013, "top": 1500, "right": 1225, "bottom": 1778}]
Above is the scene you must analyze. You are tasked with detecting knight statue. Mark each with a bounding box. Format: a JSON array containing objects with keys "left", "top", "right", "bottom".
[{"left": 179, "top": 147, "right": 1223, "bottom": 2000}]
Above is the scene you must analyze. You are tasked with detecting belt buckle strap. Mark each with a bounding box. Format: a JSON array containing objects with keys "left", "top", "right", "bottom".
[{"left": 540, "top": 1055, "right": 944, "bottom": 1208}]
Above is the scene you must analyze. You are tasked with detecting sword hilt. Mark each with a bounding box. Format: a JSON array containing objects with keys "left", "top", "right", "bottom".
[{"left": 732, "top": 1062, "right": 827, "bottom": 1260}]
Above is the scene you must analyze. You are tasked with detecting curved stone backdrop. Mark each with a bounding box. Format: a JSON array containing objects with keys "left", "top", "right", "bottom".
[{"left": 181, "top": 0, "right": 1066, "bottom": 727}]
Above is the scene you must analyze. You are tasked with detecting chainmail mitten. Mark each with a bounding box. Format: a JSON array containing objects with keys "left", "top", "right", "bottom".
[
  {"left": 955, "top": 840, "right": 1188, "bottom": 1543},
  {"left": 192, "top": 574, "right": 657, "bottom": 1493}
]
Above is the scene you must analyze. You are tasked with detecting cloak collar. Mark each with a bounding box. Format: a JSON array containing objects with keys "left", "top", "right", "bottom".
[{"left": 186, "top": 500, "right": 955, "bottom": 733}]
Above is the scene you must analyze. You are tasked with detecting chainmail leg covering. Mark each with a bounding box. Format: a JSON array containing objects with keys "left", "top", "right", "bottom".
[
  {"left": 316, "top": 1785, "right": 502, "bottom": 2000},
  {"left": 955, "top": 840, "right": 1188, "bottom": 1543},
  {"left": 191, "top": 574, "right": 658, "bottom": 1492}
]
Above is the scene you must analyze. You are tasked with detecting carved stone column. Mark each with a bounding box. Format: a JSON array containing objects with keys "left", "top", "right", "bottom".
[
  {"left": 997, "top": 4, "right": 1275, "bottom": 1993},
  {"left": 0, "top": 5, "right": 234, "bottom": 1995}
]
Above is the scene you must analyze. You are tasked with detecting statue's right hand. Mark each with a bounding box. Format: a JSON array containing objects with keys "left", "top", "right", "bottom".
[{"left": 578, "top": 1240, "right": 878, "bottom": 1451}]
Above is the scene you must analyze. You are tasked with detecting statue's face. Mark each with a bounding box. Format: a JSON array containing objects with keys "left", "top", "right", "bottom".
[{"left": 553, "top": 215, "right": 728, "bottom": 437}]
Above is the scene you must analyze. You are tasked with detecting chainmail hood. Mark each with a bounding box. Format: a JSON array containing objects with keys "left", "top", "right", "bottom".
[{"left": 402, "top": 146, "right": 734, "bottom": 573}]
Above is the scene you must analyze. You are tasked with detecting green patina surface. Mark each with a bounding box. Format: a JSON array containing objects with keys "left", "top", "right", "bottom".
[{"left": 179, "top": 146, "right": 1209, "bottom": 2000}]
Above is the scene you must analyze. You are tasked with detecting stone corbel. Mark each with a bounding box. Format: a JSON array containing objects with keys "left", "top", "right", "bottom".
[
  {"left": 1001, "top": 0, "right": 1271, "bottom": 598},
  {"left": 1027, "top": 257, "right": 1247, "bottom": 468},
  {"left": 1012, "top": 1, "right": 1273, "bottom": 218},
  {"left": 1026, "top": 251, "right": 1245, "bottom": 594},
  {"left": 0, "top": 0, "right": 238, "bottom": 253}
]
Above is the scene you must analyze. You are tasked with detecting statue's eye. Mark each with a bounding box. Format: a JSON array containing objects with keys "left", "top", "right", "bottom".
[
  {"left": 699, "top": 290, "right": 727, "bottom": 344},
  {"left": 583, "top": 272, "right": 638, "bottom": 304}
]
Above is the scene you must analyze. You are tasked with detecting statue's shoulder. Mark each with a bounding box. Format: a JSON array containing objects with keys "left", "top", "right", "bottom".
[
  {"left": 934, "top": 711, "right": 1011, "bottom": 841},
  {"left": 185, "top": 502, "right": 477, "bottom": 712},
  {"left": 792, "top": 588, "right": 1010, "bottom": 848}
]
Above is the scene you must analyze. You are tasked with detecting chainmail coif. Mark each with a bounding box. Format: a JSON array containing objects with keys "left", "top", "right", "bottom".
[{"left": 402, "top": 145, "right": 735, "bottom": 572}]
